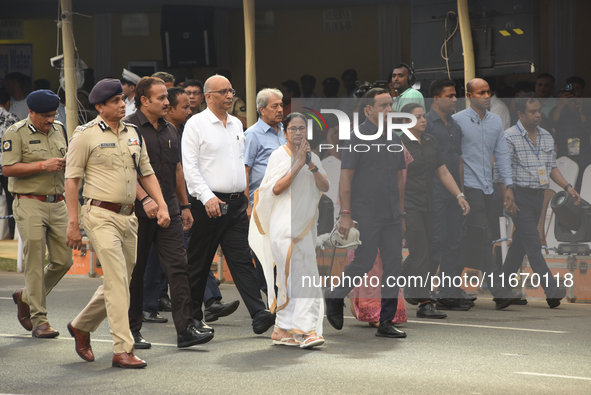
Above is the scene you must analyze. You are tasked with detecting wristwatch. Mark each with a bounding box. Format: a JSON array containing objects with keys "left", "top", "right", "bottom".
[
  {"left": 564, "top": 183, "right": 573, "bottom": 191},
  {"left": 506, "top": 184, "right": 515, "bottom": 190},
  {"left": 456, "top": 193, "right": 465, "bottom": 200}
]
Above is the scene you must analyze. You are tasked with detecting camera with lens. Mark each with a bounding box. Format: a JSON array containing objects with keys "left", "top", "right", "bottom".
[{"left": 551, "top": 191, "right": 591, "bottom": 255}]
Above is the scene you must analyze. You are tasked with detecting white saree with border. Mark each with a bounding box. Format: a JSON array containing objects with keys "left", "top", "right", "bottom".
[{"left": 249, "top": 145, "right": 327, "bottom": 336}]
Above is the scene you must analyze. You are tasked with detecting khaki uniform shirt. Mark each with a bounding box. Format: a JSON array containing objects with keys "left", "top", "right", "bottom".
[
  {"left": 65, "top": 115, "right": 154, "bottom": 205},
  {"left": 230, "top": 96, "right": 247, "bottom": 118},
  {"left": 1, "top": 117, "right": 68, "bottom": 195}
]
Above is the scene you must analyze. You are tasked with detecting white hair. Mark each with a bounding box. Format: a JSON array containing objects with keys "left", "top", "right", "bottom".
[{"left": 256, "top": 88, "right": 283, "bottom": 111}]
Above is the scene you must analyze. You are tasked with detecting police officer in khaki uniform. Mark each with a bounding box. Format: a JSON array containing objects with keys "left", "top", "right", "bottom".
[
  {"left": 2, "top": 90, "right": 72, "bottom": 338},
  {"left": 64, "top": 79, "right": 170, "bottom": 369}
]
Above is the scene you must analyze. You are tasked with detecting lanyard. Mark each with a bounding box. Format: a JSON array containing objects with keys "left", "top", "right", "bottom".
[{"left": 517, "top": 123, "right": 540, "bottom": 161}]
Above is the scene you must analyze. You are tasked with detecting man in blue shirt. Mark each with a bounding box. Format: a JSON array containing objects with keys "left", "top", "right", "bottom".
[
  {"left": 452, "top": 78, "right": 521, "bottom": 310},
  {"left": 244, "top": 88, "right": 286, "bottom": 295},
  {"left": 424, "top": 79, "right": 474, "bottom": 310}
]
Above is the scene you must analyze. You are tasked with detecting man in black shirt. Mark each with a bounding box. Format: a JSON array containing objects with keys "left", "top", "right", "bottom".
[
  {"left": 124, "top": 77, "right": 213, "bottom": 349},
  {"left": 325, "top": 88, "right": 407, "bottom": 338},
  {"left": 425, "top": 79, "right": 473, "bottom": 310}
]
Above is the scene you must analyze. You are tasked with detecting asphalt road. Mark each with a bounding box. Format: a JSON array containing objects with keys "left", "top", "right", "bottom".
[{"left": 1, "top": 272, "right": 590, "bottom": 395}]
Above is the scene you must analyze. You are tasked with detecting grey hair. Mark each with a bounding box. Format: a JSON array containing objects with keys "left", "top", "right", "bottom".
[{"left": 256, "top": 88, "right": 283, "bottom": 111}]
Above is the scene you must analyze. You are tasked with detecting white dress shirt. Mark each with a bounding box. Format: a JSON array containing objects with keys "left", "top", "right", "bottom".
[
  {"left": 182, "top": 107, "right": 247, "bottom": 204},
  {"left": 125, "top": 96, "right": 136, "bottom": 117},
  {"left": 489, "top": 94, "right": 511, "bottom": 131}
]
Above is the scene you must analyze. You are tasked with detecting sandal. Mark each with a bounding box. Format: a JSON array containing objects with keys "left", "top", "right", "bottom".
[
  {"left": 271, "top": 327, "right": 300, "bottom": 347},
  {"left": 300, "top": 332, "right": 325, "bottom": 349}
]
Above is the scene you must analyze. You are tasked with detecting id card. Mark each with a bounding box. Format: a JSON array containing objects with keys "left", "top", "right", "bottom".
[
  {"left": 568, "top": 138, "right": 580, "bottom": 156},
  {"left": 538, "top": 166, "right": 549, "bottom": 185}
]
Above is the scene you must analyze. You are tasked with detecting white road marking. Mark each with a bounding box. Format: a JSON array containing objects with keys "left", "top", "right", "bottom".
[
  {"left": 405, "top": 320, "right": 568, "bottom": 334},
  {"left": 514, "top": 372, "right": 591, "bottom": 381},
  {"left": 0, "top": 297, "right": 14, "bottom": 300},
  {"left": 344, "top": 317, "right": 568, "bottom": 334},
  {"left": 0, "top": 333, "right": 189, "bottom": 348}
]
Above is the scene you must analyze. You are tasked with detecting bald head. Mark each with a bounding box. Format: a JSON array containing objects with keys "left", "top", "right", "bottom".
[
  {"left": 465, "top": 78, "right": 492, "bottom": 112},
  {"left": 204, "top": 75, "right": 229, "bottom": 94},
  {"left": 204, "top": 75, "right": 234, "bottom": 114},
  {"left": 466, "top": 78, "right": 488, "bottom": 94}
]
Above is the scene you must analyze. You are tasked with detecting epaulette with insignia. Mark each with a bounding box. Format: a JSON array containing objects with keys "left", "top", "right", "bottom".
[
  {"left": 54, "top": 120, "right": 64, "bottom": 126},
  {"left": 74, "top": 120, "right": 96, "bottom": 132},
  {"left": 5, "top": 119, "right": 27, "bottom": 134},
  {"left": 122, "top": 121, "right": 138, "bottom": 128}
]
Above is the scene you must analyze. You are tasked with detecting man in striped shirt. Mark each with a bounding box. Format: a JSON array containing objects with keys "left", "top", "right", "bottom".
[{"left": 494, "top": 92, "right": 579, "bottom": 309}]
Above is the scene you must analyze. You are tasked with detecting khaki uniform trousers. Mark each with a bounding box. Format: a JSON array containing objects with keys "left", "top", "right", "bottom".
[
  {"left": 13, "top": 196, "right": 73, "bottom": 328},
  {"left": 71, "top": 203, "right": 138, "bottom": 354}
]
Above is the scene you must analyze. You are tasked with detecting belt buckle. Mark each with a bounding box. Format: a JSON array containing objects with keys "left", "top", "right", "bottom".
[
  {"left": 120, "top": 204, "right": 133, "bottom": 215},
  {"left": 230, "top": 193, "right": 240, "bottom": 200},
  {"left": 46, "top": 195, "right": 57, "bottom": 203}
]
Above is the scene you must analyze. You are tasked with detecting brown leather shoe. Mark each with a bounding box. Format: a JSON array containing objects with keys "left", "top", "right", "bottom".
[
  {"left": 32, "top": 322, "right": 59, "bottom": 338},
  {"left": 112, "top": 352, "right": 147, "bottom": 369},
  {"left": 67, "top": 322, "right": 94, "bottom": 362},
  {"left": 12, "top": 289, "right": 32, "bottom": 331}
]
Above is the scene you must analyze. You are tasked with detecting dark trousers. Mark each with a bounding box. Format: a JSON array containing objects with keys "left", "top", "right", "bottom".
[
  {"left": 333, "top": 215, "right": 402, "bottom": 323},
  {"left": 187, "top": 194, "right": 266, "bottom": 321},
  {"left": 463, "top": 187, "right": 504, "bottom": 297},
  {"left": 204, "top": 270, "right": 222, "bottom": 304},
  {"left": 142, "top": 243, "right": 169, "bottom": 313},
  {"left": 1, "top": 175, "right": 15, "bottom": 238},
  {"left": 401, "top": 208, "right": 435, "bottom": 301},
  {"left": 129, "top": 215, "right": 193, "bottom": 334},
  {"left": 432, "top": 198, "right": 464, "bottom": 297},
  {"left": 252, "top": 251, "right": 268, "bottom": 296},
  {"left": 501, "top": 189, "right": 558, "bottom": 295}
]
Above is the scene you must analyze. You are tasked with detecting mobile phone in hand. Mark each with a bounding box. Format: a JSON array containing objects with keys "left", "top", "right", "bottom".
[{"left": 219, "top": 203, "right": 229, "bottom": 215}]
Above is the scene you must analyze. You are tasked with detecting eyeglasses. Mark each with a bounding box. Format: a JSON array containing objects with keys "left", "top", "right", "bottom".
[
  {"left": 39, "top": 113, "right": 57, "bottom": 120},
  {"left": 288, "top": 126, "right": 306, "bottom": 134},
  {"left": 207, "top": 88, "right": 236, "bottom": 96},
  {"left": 186, "top": 91, "right": 202, "bottom": 96}
]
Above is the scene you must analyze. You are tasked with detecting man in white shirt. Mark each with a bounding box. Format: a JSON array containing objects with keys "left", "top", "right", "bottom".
[
  {"left": 182, "top": 75, "right": 275, "bottom": 335},
  {"left": 121, "top": 69, "right": 141, "bottom": 116},
  {"left": 486, "top": 78, "right": 511, "bottom": 130},
  {"left": 5, "top": 72, "right": 30, "bottom": 120}
]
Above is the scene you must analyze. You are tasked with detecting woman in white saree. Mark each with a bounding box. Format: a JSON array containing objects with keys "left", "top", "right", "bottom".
[{"left": 249, "top": 112, "right": 329, "bottom": 349}]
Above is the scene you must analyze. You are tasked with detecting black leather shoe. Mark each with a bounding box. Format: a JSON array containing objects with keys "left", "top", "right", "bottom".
[
  {"left": 252, "top": 310, "right": 276, "bottom": 334},
  {"left": 204, "top": 300, "right": 240, "bottom": 323},
  {"left": 416, "top": 302, "right": 447, "bottom": 319},
  {"left": 194, "top": 319, "right": 214, "bottom": 334},
  {"left": 375, "top": 321, "right": 406, "bottom": 338},
  {"left": 177, "top": 324, "right": 214, "bottom": 348},
  {"left": 158, "top": 295, "right": 172, "bottom": 312},
  {"left": 142, "top": 311, "right": 168, "bottom": 323},
  {"left": 324, "top": 289, "right": 344, "bottom": 330},
  {"left": 436, "top": 298, "right": 472, "bottom": 311},
  {"left": 547, "top": 287, "right": 566, "bottom": 308},
  {"left": 514, "top": 298, "right": 528, "bottom": 305},
  {"left": 493, "top": 290, "right": 522, "bottom": 310},
  {"left": 457, "top": 288, "right": 477, "bottom": 302},
  {"left": 132, "top": 330, "right": 151, "bottom": 349},
  {"left": 403, "top": 288, "right": 419, "bottom": 305}
]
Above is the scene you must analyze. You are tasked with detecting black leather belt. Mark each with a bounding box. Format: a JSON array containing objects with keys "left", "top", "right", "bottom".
[
  {"left": 515, "top": 187, "right": 546, "bottom": 196},
  {"left": 213, "top": 192, "right": 244, "bottom": 201}
]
